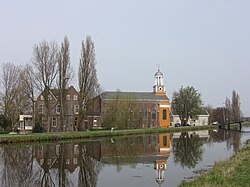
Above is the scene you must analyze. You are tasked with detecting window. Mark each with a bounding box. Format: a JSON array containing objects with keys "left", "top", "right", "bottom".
[
  {"left": 163, "top": 135, "right": 167, "bottom": 146},
  {"left": 74, "top": 105, "right": 79, "bottom": 114},
  {"left": 152, "top": 109, "right": 157, "bottom": 120},
  {"left": 66, "top": 94, "right": 70, "bottom": 100},
  {"left": 56, "top": 105, "right": 61, "bottom": 114},
  {"left": 74, "top": 145, "right": 79, "bottom": 155},
  {"left": 56, "top": 145, "right": 60, "bottom": 156},
  {"left": 93, "top": 119, "right": 97, "bottom": 127},
  {"left": 73, "top": 95, "right": 78, "bottom": 101},
  {"left": 143, "top": 109, "right": 148, "bottom": 120},
  {"left": 38, "top": 104, "right": 43, "bottom": 114},
  {"left": 74, "top": 117, "right": 78, "bottom": 127},
  {"left": 163, "top": 109, "right": 167, "bottom": 120},
  {"left": 40, "top": 95, "right": 44, "bottom": 100},
  {"left": 48, "top": 94, "right": 52, "bottom": 101},
  {"left": 52, "top": 117, "right": 57, "bottom": 127}
]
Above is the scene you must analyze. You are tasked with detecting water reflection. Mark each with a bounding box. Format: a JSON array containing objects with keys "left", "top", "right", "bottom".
[
  {"left": 172, "top": 131, "right": 206, "bottom": 169},
  {"left": 0, "top": 128, "right": 246, "bottom": 187}
]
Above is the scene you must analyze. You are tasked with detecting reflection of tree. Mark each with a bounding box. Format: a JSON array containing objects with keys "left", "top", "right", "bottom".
[
  {"left": 208, "top": 129, "right": 242, "bottom": 153},
  {"left": 33, "top": 145, "right": 56, "bottom": 187},
  {"left": 78, "top": 142, "right": 101, "bottom": 187},
  {"left": 0, "top": 146, "right": 33, "bottom": 187},
  {"left": 31, "top": 143, "right": 75, "bottom": 187},
  {"left": 172, "top": 132, "right": 204, "bottom": 169}
]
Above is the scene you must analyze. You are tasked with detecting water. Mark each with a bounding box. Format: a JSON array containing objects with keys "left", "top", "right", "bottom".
[{"left": 0, "top": 127, "right": 250, "bottom": 187}]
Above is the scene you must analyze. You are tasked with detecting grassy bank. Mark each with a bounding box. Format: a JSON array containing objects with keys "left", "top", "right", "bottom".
[
  {"left": 0, "top": 124, "right": 218, "bottom": 144},
  {"left": 180, "top": 125, "right": 250, "bottom": 187}
]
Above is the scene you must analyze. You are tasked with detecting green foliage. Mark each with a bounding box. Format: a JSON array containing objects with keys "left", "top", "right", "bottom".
[
  {"left": 102, "top": 91, "right": 142, "bottom": 129},
  {"left": 0, "top": 114, "right": 9, "bottom": 130},
  {"left": 172, "top": 86, "right": 202, "bottom": 125},
  {"left": 172, "top": 132, "right": 204, "bottom": 169}
]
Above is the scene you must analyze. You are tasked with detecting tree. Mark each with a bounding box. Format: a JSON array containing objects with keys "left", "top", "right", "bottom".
[
  {"left": 57, "top": 36, "right": 72, "bottom": 131},
  {"left": 225, "top": 97, "right": 232, "bottom": 122},
  {"left": 32, "top": 40, "right": 59, "bottom": 132},
  {"left": 231, "top": 90, "right": 241, "bottom": 121},
  {"left": 20, "top": 64, "right": 37, "bottom": 126},
  {"left": 102, "top": 91, "right": 141, "bottom": 129},
  {"left": 0, "top": 63, "right": 22, "bottom": 131},
  {"left": 172, "top": 86, "right": 202, "bottom": 126},
  {"left": 78, "top": 36, "right": 100, "bottom": 130}
]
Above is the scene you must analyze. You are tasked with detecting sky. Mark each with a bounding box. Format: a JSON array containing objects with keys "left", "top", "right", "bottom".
[{"left": 0, "top": 0, "right": 250, "bottom": 116}]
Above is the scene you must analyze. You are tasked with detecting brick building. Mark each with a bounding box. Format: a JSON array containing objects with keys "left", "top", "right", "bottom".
[
  {"left": 35, "top": 86, "right": 79, "bottom": 132},
  {"left": 86, "top": 69, "right": 171, "bottom": 129}
]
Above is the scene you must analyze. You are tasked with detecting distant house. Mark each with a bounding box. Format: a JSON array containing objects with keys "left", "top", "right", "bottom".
[
  {"left": 35, "top": 86, "right": 79, "bottom": 132},
  {"left": 172, "top": 109, "right": 210, "bottom": 126},
  {"left": 86, "top": 69, "right": 171, "bottom": 129}
]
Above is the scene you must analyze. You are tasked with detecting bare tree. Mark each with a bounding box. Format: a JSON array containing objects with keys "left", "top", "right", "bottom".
[
  {"left": 78, "top": 36, "right": 100, "bottom": 130},
  {"left": 32, "top": 40, "right": 59, "bottom": 132},
  {"left": 58, "top": 36, "right": 72, "bottom": 131},
  {"left": 20, "top": 64, "right": 37, "bottom": 126},
  {"left": 232, "top": 90, "right": 241, "bottom": 121},
  {"left": 0, "top": 62, "right": 22, "bottom": 130}
]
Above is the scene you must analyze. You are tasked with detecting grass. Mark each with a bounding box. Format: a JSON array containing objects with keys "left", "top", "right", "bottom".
[
  {"left": 179, "top": 124, "right": 250, "bottom": 187},
  {"left": 0, "top": 122, "right": 248, "bottom": 145},
  {"left": 0, "top": 124, "right": 218, "bottom": 144}
]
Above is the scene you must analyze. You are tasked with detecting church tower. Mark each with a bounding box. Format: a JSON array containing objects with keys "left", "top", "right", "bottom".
[
  {"left": 153, "top": 69, "right": 166, "bottom": 95},
  {"left": 153, "top": 68, "right": 170, "bottom": 128}
]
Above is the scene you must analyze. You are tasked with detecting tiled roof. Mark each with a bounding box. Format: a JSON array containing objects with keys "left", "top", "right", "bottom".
[
  {"left": 100, "top": 91, "right": 169, "bottom": 101},
  {"left": 172, "top": 108, "right": 209, "bottom": 116}
]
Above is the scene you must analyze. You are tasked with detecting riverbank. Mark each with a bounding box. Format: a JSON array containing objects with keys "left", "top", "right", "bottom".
[
  {"left": 180, "top": 124, "right": 250, "bottom": 187},
  {"left": 0, "top": 124, "right": 218, "bottom": 144}
]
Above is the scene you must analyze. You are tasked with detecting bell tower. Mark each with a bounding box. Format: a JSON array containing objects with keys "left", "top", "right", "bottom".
[{"left": 153, "top": 67, "right": 166, "bottom": 95}]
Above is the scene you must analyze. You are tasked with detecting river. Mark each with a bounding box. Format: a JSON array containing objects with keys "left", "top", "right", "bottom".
[{"left": 0, "top": 126, "right": 250, "bottom": 187}]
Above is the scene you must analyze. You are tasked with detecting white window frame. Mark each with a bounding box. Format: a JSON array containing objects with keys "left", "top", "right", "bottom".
[
  {"left": 38, "top": 104, "right": 43, "bottom": 114},
  {"left": 73, "top": 95, "right": 78, "bottom": 101},
  {"left": 40, "top": 95, "right": 44, "bottom": 100},
  {"left": 56, "top": 145, "right": 60, "bottom": 156},
  {"left": 56, "top": 105, "right": 61, "bottom": 114},
  {"left": 52, "top": 117, "right": 57, "bottom": 127},
  {"left": 66, "top": 94, "right": 70, "bottom": 101},
  {"left": 74, "top": 105, "right": 79, "bottom": 114},
  {"left": 74, "top": 145, "right": 79, "bottom": 155}
]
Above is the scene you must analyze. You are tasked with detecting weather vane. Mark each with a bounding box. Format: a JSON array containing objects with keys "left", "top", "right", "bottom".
[{"left": 157, "top": 64, "right": 160, "bottom": 71}]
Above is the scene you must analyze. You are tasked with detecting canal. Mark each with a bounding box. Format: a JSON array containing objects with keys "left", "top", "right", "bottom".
[{"left": 0, "top": 126, "right": 250, "bottom": 187}]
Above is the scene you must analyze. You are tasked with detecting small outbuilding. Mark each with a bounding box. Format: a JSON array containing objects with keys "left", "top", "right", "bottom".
[{"left": 19, "top": 115, "right": 33, "bottom": 134}]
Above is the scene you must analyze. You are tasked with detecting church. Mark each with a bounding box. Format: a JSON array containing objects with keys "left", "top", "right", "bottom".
[{"left": 86, "top": 69, "right": 171, "bottom": 129}]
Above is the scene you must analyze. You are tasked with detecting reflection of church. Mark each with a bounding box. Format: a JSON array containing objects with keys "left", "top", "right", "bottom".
[
  {"left": 33, "top": 133, "right": 171, "bottom": 186},
  {"left": 154, "top": 133, "right": 170, "bottom": 186}
]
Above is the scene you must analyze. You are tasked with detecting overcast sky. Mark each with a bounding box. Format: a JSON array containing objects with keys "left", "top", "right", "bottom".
[{"left": 0, "top": 0, "right": 250, "bottom": 116}]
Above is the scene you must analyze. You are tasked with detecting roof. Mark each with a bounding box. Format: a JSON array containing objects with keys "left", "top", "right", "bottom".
[
  {"left": 154, "top": 69, "right": 164, "bottom": 77},
  {"left": 100, "top": 91, "right": 169, "bottom": 101},
  {"left": 172, "top": 108, "right": 209, "bottom": 116}
]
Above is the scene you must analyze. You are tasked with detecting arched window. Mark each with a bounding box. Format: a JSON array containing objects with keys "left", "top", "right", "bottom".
[
  {"left": 152, "top": 109, "right": 157, "bottom": 120},
  {"left": 163, "top": 109, "right": 167, "bottom": 120},
  {"left": 143, "top": 109, "right": 148, "bottom": 120},
  {"left": 163, "top": 135, "right": 167, "bottom": 146}
]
